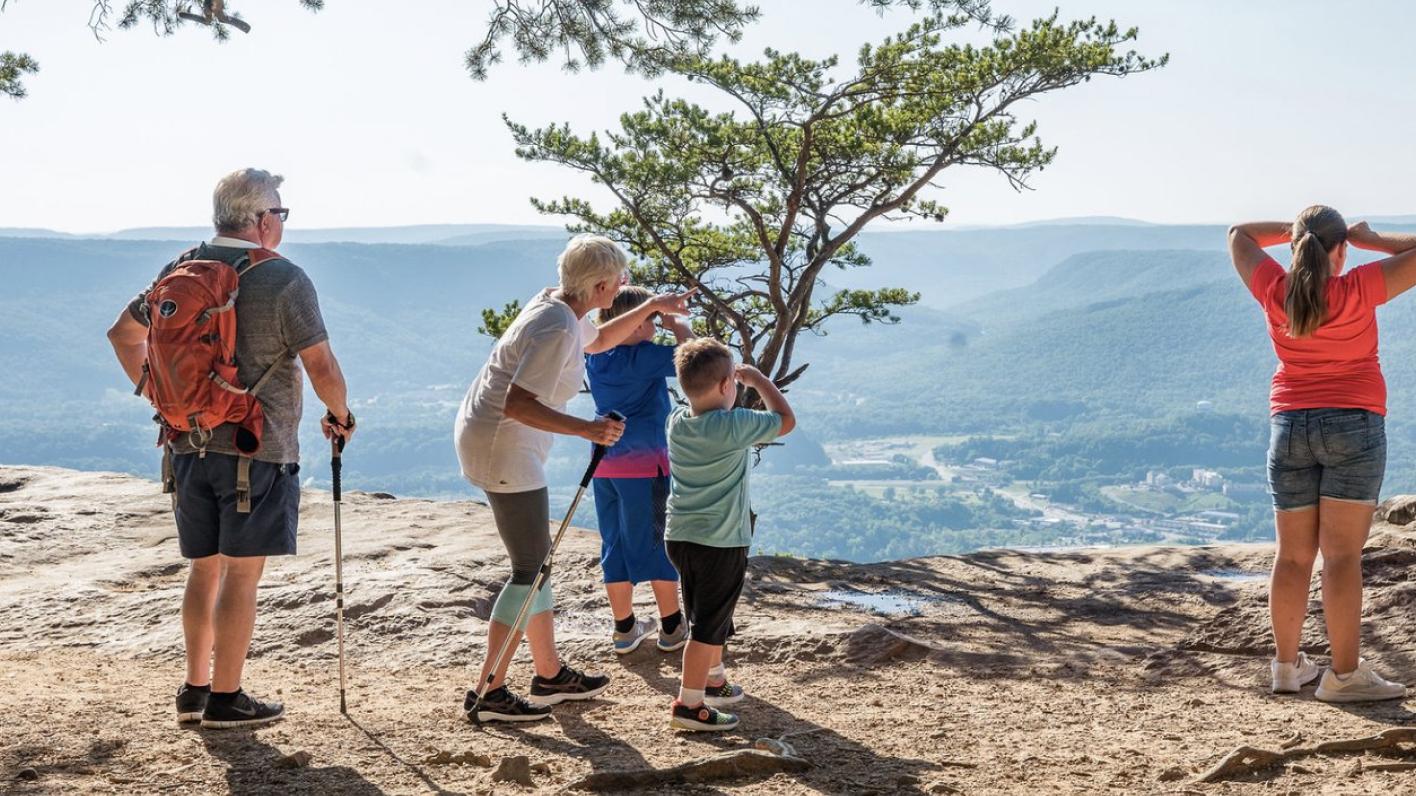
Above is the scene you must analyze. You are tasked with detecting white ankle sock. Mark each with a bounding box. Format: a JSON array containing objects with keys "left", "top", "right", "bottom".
[
  {"left": 707, "top": 664, "right": 726, "bottom": 685},
  {"left": 678, "top": 687, "right": 705, "bottom": 707}
]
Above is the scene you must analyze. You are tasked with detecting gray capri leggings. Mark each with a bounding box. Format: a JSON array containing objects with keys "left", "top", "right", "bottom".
[{"left": 486, "top": 487, "right": 552, "bottom": 585}]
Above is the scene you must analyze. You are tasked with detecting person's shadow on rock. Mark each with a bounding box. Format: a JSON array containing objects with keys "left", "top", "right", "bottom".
[{"left": 199, "top": 726, "right": 386, "bottom": 795}]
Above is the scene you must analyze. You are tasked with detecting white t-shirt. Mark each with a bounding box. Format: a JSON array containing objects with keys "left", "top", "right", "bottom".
[{"left": 454, "top": 289, "right": 600, "bottom": 493}]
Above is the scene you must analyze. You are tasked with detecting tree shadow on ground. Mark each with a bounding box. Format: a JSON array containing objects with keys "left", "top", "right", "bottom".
[
  {"left": 743, "top": 548, "right": 1251, "bottom": 686},
  {"left": 199, "top": 725, "right": 387, "bottom": 795},
  {"left": 4, "top": 736, "right": 129, "bottom": 782},
  {"left": 525, "top": 653, "right": 938, "bottom": 794},
  {"left": 344, "top": 713, "right": 468, "bottom": 796},
  {"left": 1327, "top": 699, "right": 1416, "bottom": 727}
]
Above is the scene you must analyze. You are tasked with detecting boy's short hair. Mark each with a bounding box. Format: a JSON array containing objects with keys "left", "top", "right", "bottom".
[
  {"left": 600, "top": 285, "right": 653, "bottom": 323},
  {"left": 674, "top": 338, "right": 735, "bottom": 397}
]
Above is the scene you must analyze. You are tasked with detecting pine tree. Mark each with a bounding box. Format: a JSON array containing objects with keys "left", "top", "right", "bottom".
[{"left": 498, "top": 6, "right": 1165, "bottom": 400}]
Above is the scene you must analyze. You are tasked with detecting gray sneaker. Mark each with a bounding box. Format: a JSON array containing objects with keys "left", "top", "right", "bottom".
[
  {"left": 614, "top": 616, "right": 657, "bottom": 655},
  {"left": 657, "top": 620, "right": 689, "bottom": 653}
]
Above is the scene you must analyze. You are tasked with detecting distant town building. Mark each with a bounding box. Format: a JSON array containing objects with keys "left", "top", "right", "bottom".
[
  {"left": 973, "top": 458, "right": 999, "bottom": 469},
  {"left": 1196, "top": 400, "right": 1215, "bottom": 413},
  {"left": 1197, "top": 510, "right": 1241, "bottom": 524},
  {"left": 1145, "top": 470, "right": 1173, "bottom": 487},
  {"left": 1191, "top": 468, "right": 1224, "bottom": 489}
]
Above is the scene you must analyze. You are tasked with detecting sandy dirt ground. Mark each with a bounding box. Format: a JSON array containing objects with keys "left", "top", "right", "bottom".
[{"left": 2, "top": 465, "right": 1414, "bottom": 794}]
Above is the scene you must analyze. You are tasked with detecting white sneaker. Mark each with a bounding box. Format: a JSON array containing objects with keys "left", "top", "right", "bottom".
[
  {"left": 1314, "top": 660, "right": 1407, "bottom": 703},
  {"left": 1271, "top": 652, "right": 1322, "bottom": 694}
]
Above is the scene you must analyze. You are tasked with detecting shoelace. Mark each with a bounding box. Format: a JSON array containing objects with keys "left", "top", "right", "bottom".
[
  {"left": 486, "top": 689, "right": 538, "bottom": 711},
  {"left": 557, "top": 665, "right": 587, "bottom": 685}
]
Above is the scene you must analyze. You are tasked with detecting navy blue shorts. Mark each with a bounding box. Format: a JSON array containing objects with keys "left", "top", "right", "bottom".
[
  {"left": 172, "top": 453, "right": 301, "bottom": 558},
  {"left": 1268, "top": 409, "right": 1386, "bottom": 512},
  {"left": 592, "top": 476, "right": 679, "bottom": 584}
]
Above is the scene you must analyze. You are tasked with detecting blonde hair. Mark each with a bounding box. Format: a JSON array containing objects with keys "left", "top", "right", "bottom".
[
  {"left": 1285, "top": 205, "right": 1347, "bottom": 338},
  {"left": 557, "top": 234, "right": 628, "bottom": 301},
  {"left": 213, "top": 168, "right": 284, "bottom": 234},
  {"left": 674, "top": 338, "right": 735, "bottom": 397},
  {"left": 601, "top": 285, "right": 653, "bottom": 323}
]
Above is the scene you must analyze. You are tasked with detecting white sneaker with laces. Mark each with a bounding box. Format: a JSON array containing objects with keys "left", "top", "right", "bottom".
[
  {"left": 1270, "top": 652, "right": 1322, "bottom": 694},
  {"left": 1314, "top": 660, "right": 1407, "bottom": 703}
]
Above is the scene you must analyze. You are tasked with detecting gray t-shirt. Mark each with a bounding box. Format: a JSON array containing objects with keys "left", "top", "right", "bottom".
[{"left": 129, "top": 242, "right": 328, "bottom": 464}]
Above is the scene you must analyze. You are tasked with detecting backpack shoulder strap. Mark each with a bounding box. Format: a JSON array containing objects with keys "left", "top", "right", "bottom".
[
  {"left": 235, "top": 248, "right": 285, "bottom": 277},
  {"left": 234, "top": 248, "right": 295, "bottom": 398},
  {"left": 174, "top": 244, "right": 205, "bottom": 265}
]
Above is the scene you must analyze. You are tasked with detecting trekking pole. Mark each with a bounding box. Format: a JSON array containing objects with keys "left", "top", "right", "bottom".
[
  {"left": 469, "top": 410, "right": 623, "bottom": 724},
  {"left": 331, "top": 433, "right": 349, "bottom": 715}
]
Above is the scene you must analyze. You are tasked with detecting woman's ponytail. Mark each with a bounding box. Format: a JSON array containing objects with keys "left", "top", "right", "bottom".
[{"left": 1284, "top": 205, "right": 1347, "bottom": 339}]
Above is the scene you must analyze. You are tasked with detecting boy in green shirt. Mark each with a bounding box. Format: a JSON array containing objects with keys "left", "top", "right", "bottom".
[{"left": 664, "top": 339, "right": 795, "bottom": 731}]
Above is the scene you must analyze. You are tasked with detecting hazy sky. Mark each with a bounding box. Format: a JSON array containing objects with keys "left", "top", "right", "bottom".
[{"left": 2, "top": 0, "right": 1412, "bottom": 233}]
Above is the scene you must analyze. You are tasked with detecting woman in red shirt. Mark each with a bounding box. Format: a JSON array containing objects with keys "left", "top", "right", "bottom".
[{"left": 1231, "top": 206, "right": 1416, "bottom": 703}]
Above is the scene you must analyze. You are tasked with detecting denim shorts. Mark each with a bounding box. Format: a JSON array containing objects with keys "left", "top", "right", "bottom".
[{"left": 1267, "top": 409, "right": 1386, "bottom": 512}]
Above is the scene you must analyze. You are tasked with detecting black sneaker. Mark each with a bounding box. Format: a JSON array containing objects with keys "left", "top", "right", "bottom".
[
  {"left": 527, "top": 664, "right": 611, "bottom": 705},
  {"left": 465, "top": 686, "right": 553, "bottom": 723},
  {"left": 670, "top": 700, "right": 739, "bottom": 732},
  {"left": 176, "top": 683, "right": 209, "bottom": 724},
  {"left": 200, "top": 689, "right": 285, "bottom": 729}
]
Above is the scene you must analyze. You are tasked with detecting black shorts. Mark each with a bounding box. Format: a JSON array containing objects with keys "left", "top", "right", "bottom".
[
  {"left": 172, "top": 453, "right": 301, "bottom": 558},
  {"left": 666, "top": 541, "right": 747, "bottom": 646}
]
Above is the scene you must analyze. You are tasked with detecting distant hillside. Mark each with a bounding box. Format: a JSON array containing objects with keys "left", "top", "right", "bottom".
[
  {"left": 0, "top": 227, "right": 77, "bottom": 239},
  {"left": 953, "top": 249, "right": 1232, "bottom": 324},
  {"left": 846, "top": 224, "right": 1228, "bottom": 308},
  {"left": 0, "top": 224, "right": 562, "bottom": 245},
  {"left": 0, "top": 236, "right": 564, "bottom": 484}
]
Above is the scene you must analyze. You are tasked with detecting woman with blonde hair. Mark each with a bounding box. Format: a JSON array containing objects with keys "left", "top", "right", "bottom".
[
  {"left": 1230, "top": 207, "right": 1416, "bottom": 701},
  {"left": 454, "top": 234, "right": 694, "bottom": 723}
]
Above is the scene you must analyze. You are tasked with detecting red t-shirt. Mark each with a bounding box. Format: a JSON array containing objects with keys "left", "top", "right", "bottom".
[{"left": 1249, "top": 256, "right": 1388, "bottom": 415}]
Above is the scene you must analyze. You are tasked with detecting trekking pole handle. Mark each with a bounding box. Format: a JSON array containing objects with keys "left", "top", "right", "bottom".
[
  {"left": 331, "top": 435, "right": 344, "bottom": 502},
  {"left": 580, "top": 410, "right": 625, "bottom": 488}
]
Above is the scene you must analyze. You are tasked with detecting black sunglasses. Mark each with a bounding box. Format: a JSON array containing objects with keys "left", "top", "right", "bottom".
[{"left": 259, "top": 207, "right": 290, "bottom": 222}]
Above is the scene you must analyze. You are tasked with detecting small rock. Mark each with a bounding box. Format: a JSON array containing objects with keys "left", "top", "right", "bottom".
[
  {"left": 530, "top": 761, "right": 551, "bottom": 775},
  {"left": 753, "top": 738, "right": 796, "bottom": 757},
  {"left": 16, "top": 768, "right": 39, "bottom": 781},
  {"left": 1289, "top": 764, "right": 1314, "bottom": 775},
  {"left": 1156, "top": 766, "right": 1186, "bottom": 783},
  {"left": 1346, "top": 761, "right": 1363, "bottom": 777},
  {"left": 1186, "top": 698, "right": 1207, "bottom": 707},
  {"left": 274, "top": 751, "right": 312, "bottom": 769},
  {"left": 424, "top": 750, "right": 492, "bottom": 767},
  {"left": 492, "top": 755, "right": 534, "bottom": 787}
]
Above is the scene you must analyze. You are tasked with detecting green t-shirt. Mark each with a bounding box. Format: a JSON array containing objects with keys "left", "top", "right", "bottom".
[{"left": 665, "top": 406, "right": 784, "bottom": 548}]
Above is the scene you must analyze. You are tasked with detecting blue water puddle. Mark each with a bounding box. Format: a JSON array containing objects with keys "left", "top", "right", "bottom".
[
  {"left": 818, "top": 589, "right": 940, "bottom": 617},
  {"left": 1201, "top": 569, "right": 1268, "bottom": 583}
]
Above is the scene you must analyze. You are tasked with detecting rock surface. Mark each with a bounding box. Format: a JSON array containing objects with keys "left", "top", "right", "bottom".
[{"left": 2, "top": 465, "right": 1414, "bottom": 794}]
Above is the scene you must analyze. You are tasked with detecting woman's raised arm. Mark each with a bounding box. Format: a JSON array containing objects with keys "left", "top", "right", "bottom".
[
  {"left": 1228, "top": 221, "right": 1291, "bottom": 290},
  {"left": 1350, "top": 222, "right": 1416, "bottom": 301}
]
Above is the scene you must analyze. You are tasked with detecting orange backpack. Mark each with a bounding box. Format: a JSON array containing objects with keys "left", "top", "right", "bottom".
[{"left": 136, "top": 247, "right": 284, "bottom": 511}]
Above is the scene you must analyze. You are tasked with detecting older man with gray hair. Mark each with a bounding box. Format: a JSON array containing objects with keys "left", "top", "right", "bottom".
[{"left": 107, "top": 168, "right": 354, "bottom": 729}]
